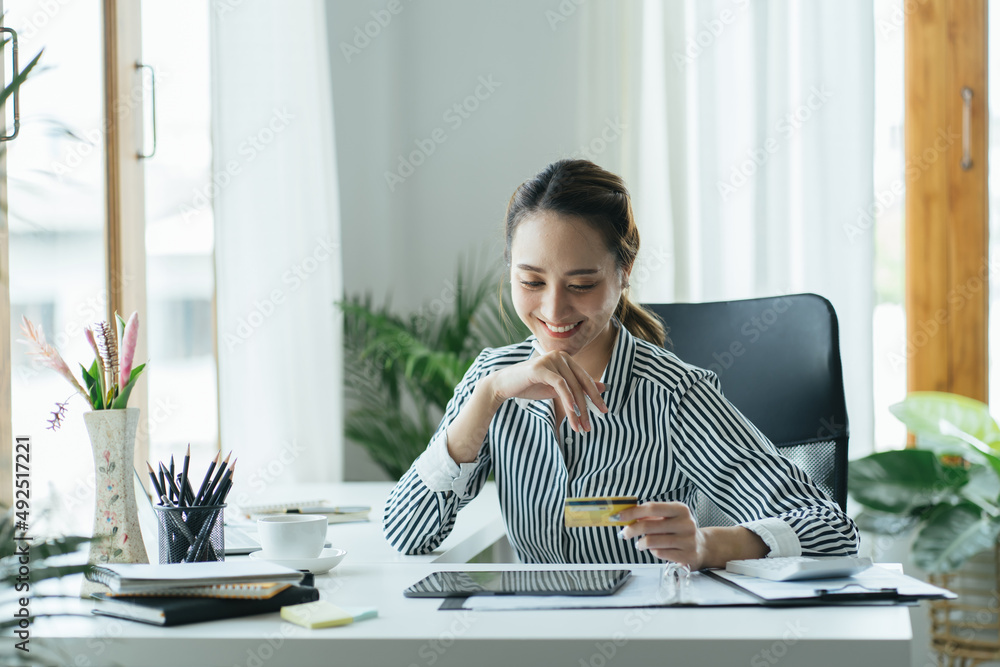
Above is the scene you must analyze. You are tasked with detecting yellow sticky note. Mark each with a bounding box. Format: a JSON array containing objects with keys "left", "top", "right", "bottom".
[
  {"left": 281, "top": 600, "right": 354, "bottom": 629},
  {"left": 564, "top": 497, "right": 637, "bottom": 527}
]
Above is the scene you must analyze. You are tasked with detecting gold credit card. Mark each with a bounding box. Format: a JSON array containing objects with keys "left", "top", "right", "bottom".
[{"left": 564, "top": 497, "right": 638, "bottom": 527}]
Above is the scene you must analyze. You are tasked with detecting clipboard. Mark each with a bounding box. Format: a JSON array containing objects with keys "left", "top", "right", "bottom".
[{"left": 705, "top": 565, "right": 956, "bottom": 605}]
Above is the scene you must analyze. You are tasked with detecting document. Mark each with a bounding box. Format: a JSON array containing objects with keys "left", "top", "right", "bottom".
[
  {"left": 453, "top": 564, "right": 956, "bottom": 611},
  {"left": 708, "top": 565, "right": 956, "bottom": 603},
  {"left": 457, "top": 568, "right": 759, "bottom": 611}
]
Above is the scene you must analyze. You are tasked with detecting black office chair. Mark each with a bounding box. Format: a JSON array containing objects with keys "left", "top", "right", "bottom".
[{"left": 643, "top": 293, "right": 849, "bottom": 527}]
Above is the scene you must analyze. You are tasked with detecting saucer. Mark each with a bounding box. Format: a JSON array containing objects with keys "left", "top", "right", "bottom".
[{"left": 248, "top": 548, "right": 347, "bottom": 574}]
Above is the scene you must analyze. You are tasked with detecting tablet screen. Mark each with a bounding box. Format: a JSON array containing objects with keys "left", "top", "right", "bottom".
[{"left": 403, "top": 569, "right": 631, "bottom": 597}]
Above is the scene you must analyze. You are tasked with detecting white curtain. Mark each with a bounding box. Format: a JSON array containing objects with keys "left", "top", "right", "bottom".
[
  {"left": 211, "top": 0, "right": 344, "bottom": 493},
  {"left": 580, "top": 0, "right": 875, "bottom": 457}
]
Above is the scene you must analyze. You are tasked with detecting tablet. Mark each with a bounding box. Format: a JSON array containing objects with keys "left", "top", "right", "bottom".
[{"left": 403, "top": 569, "right": 631, "bottom": 598}]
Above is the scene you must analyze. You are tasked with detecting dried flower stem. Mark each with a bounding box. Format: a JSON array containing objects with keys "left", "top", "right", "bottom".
[
  {"left": 46, "top": 396, "right": 73, "bottom": 431},
  {"left": 93, "top": 321, "right": 120, "bottom": 405},
  {"left": 18, "top": 317, "right": 90, "bottom": 403}
]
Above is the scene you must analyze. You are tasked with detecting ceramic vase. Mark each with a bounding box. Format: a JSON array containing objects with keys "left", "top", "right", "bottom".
[{"left": 83, "top": 408, "right": 148, "bottom": 567}]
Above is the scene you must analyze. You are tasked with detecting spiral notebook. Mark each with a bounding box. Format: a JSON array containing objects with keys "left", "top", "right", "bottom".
[
  {"left": 103, "top": 581, "right": 292, "bottom": 600},
  {"left": 86, "top": 561, "right": 304, "bottom": 595}
]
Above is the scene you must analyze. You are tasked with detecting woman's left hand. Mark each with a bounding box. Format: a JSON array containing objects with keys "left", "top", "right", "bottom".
[{"left": 616, "top": 502, "right": 708, "bottom": 570}]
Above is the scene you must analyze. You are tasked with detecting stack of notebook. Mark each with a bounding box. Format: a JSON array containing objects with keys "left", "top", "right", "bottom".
[
  {"left": 239, "top": 500, "right": 371, "bottom": 524},
  {"left": 87, "top": 561, "right": 319, "bottom": 626}
]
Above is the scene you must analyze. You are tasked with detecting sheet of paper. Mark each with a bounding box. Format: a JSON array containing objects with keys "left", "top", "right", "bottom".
[
  {"left": 460, "top": 568, "right": 759, "bottom": 611},
  {"left": 710, "top": 565, "right": 957, "bottom": 601}
]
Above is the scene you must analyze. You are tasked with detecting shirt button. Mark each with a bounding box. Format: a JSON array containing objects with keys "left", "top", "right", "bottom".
[{"left": 564, "top": 436, "right": 573, "bottom": 445}]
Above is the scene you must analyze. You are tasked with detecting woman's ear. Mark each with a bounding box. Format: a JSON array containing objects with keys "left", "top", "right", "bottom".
[{"left": 621, "top": 266, "right": 633, "bottom": 291}]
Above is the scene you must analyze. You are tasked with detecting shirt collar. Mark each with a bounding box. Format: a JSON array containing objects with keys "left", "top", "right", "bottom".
[{"left": 512, "top": 320, "right": 635, "bottom": 417}]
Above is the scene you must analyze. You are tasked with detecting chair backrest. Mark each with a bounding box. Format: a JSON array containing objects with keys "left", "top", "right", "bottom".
[{"left": 643, "top": 293, "right": 849, "bottom": 524}]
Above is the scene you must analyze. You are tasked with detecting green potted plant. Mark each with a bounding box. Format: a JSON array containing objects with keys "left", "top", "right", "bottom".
[
  {"left": 339, "top": 259, "right": 529, "bottom": 480},
  {"left": 848, "top": 391, "right": 1000, "bottom": 572}
]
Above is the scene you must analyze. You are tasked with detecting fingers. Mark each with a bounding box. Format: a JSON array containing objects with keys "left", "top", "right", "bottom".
[
  {"left": 548, "top": 353, "right": 609, "bottom": 433},
  {"left": 540, "top": 367, "right": 588, "bottom": 433},
  {"left": 617, "top": 512, "right": 700, "bottom": 568},
  {"left": 561, "top": 355, "right": 609, "bottom": 414},
  {"left": 540, "top": 352, "right": 607, "bottom": 433},
  {"left": 616, "top": 502, "right": 690, "bottom": 524},
  {"left": 551, "top": 355, "right": 591, "bottom": 433}
]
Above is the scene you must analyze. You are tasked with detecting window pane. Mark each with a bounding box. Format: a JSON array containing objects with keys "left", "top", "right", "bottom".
[
  {"left": 7, "top": 0, "right": 106, "bottom": 534},
  {"left": 873, "top": 0, "right": 907, "bottom": 450},
  {"left": 140, "top": 0, "right": 218, "bottom": 467}
]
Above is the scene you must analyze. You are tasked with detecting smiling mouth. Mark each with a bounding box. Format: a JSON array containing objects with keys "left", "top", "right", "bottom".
[{"left": 542, "top": 320, "right": 582, "bottom": 334}]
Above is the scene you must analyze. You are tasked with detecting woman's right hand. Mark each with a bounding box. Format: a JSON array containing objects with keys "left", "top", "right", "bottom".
[{"left": 484, "top": 350, "right": 608, "bottom": 433}]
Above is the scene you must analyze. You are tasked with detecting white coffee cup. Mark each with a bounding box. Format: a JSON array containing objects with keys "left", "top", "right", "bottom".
[{"left": 256, "top": 515, "right": 327, "bottom": 559}]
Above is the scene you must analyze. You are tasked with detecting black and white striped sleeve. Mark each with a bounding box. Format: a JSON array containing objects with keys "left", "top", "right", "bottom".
[
  {"left": 382, "top": 351, "right": 495, "bottom": 555},
  {"left": 669, "top": 372, "right": 859, "bottom": 557}
]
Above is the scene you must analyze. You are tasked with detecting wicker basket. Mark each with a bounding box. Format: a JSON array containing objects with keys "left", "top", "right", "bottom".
[{"left": 928, "top": 542, "right": 1000, "bottom": 666}]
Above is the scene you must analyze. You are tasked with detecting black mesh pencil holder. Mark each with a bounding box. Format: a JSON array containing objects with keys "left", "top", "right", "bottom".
[{"left": 153, "top": 504, "right": 226, "bottom": 564}]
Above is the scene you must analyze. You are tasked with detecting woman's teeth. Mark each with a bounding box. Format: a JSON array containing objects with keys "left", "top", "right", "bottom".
[{"left": 545, "top": 322, "right": 579, "bottom": 333}]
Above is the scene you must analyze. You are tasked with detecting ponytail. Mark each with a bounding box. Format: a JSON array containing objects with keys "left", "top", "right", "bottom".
[{"left": 614, "top": 292, "right": 667, "bottom": 347}]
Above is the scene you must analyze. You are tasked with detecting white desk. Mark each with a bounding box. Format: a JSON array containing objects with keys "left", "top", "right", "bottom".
[{"left": 30, "top": 483, "right": 912, "bottom": 667}]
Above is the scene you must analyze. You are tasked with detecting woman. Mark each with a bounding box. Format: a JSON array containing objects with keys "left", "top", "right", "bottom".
[{"left": 384, "top": 159, "right": 858, "bottom": 568}]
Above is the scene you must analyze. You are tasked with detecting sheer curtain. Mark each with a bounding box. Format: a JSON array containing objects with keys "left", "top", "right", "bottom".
[
  {"left": 211, "top": 0, "right": 344, "bottom": 491},
  {"left": 580, "top": 0, "right": 876, "bottom": 456}
]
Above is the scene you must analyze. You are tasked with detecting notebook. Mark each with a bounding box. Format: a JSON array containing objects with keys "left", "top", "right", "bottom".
[
  {"left": 240, "top": 501, "right": 371, "bottom": 524},
  {"left": 102, "top": 581, "right": 292, "bottom": 600},
  {"left": 86, "top": 560, "right": 304, "bottom": 595},
  {"left": 91, "top": 584, "right": 319, "bottom": 626}
]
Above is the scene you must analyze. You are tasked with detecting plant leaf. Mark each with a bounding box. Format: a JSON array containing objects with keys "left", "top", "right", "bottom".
[
  {"left": 0, "top": 48, "right": 42, "bottom": 110},
  {"left": 81, "top": 361, "right": 103, "bottom": 410},
  {"left": 853, "top": 508, "right": 920, "bottom": 536},
  {"left": 847, "top": 449, "right": 969, "bottom": 514},
  {"left": 912, "top": 502, "right": 1000, "bottom": 573},
  {"left": 891, "top": 391, "right": 1000, "bottom": 448},
  {"left": 959, "top": 464, "right": 1000, "bottom": 516},
  {"left": 111, "top": 363, "right": 146, "bottom": 409},
  {"left": 115, "top": 312, "right": 126, "bottom": 348}
]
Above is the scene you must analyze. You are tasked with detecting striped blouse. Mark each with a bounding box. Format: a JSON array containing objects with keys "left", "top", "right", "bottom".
[{"left": 383, "top": 323, "right": 859, "bottom": 564}]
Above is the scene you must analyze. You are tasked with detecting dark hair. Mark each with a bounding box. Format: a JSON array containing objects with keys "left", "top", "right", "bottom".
[{"left": 503, "top": 159, "right": 666, "bottom": 346}]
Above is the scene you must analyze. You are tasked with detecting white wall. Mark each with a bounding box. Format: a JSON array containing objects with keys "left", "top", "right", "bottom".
[{"left": 326, "top": 0, "right": 596, "bottom": 479}]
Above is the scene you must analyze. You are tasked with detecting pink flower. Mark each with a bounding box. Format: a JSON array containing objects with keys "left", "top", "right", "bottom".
[{"left": 119, "top": 312, "right": 139, "bottom": 388}]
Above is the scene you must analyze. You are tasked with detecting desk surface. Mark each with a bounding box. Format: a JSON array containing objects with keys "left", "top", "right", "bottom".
[{"left": 29, "top": 482, "right": 912, "bottom": 667}]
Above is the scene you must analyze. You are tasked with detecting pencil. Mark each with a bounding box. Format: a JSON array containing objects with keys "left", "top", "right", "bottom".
[
  {"left": 207, "top": 461, "right": 234, "bottom": 507},
  {"left": 194, "top": 452, "right": 220, "bottom": 506},
  {"left": 146, "top": 462, "right": 164, "bottom": 503},
  {"left": 160, "top": 462, "right": 181, "bottom": 506},
  {"left": 179, "top": 444, "right": 191, "bottom": 507},
  {"left": 216, "top": 460, "right": 236, "bottom": 504},
  {"left": 203, "top": 451, "right": 231, "bottom": 506}
]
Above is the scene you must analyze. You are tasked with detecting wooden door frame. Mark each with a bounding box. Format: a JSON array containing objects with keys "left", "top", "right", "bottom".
[
  {"left": 103, "top": 0, "right": 149, "bottom": 469},
  {"left": 905, "top": 0, "right": 989, "bottom": 402}
]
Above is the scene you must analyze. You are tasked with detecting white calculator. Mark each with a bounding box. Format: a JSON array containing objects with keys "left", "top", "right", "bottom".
[{"left": 725, "top": 556, "right": 873, "bottom": 581}]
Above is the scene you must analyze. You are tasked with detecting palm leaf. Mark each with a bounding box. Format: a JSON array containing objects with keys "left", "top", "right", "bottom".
[{"left": 338, "top": 257, "right": 527, "bottom": 478}]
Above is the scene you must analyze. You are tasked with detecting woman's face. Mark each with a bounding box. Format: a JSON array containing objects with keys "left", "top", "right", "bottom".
[{"left": 510, "top": 211, "right": 627, "bottom": 360}]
